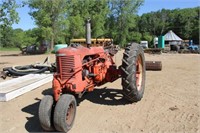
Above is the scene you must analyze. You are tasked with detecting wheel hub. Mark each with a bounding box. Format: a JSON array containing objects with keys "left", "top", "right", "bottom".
[
  {"left": 136, "top": 55, "right": 143, "bottom": 91},
  {"left": 66, "top": 103, "right": 75, "bottom": 126}
]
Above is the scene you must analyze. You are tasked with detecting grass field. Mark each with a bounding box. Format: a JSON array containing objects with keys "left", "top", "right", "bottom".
[{"left": 0, "top": 47, "right": 20, "bottom": 51}]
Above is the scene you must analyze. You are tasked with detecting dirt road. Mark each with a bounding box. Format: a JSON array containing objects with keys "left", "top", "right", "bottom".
[{"left": 0, "top": 50, "right": 199, "bottom": 133}]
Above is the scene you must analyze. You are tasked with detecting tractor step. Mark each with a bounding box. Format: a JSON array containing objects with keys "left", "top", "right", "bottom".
[{"left": 0, "top": 74, "right": 53, "bottom": 101}]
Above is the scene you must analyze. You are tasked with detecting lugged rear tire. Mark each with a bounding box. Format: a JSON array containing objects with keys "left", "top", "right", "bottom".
[
  {"left": 121, "top": 43, "right": 146, "bottom": 102},
  {"left": 38, "top": 95, "right": 54, "bottom": 131},
  {"left": 54, "top": 94, "right": 77, "bottom": 132}
]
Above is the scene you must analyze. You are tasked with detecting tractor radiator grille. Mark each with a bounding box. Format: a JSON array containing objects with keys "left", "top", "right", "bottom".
[{"left": 56, "top": 55, "right": 75, "bottom": 80}]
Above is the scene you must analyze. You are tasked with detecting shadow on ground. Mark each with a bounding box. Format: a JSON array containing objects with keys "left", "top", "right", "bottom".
[
  {"left": 21, "top": 88, "right": 53, "bottom": 132},
  {"left": 21, "top": 87, "right": 130, "bottom": 132},
  {"left": 77, "top": 88, "right": 130, "bottom": 106},
  {"left": 21, "top": 98, "right": 43, "bottom": 132}
]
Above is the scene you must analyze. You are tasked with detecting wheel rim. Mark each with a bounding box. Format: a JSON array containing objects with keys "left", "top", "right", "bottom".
[
  {"left": 136, "top": 55, "right": 143, "bottom": 91},
  {"left": 66, "top": 102, "right": 75, "bottom": 126}
]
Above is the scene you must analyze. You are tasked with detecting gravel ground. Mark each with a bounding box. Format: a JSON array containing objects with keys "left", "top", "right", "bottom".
[{"left": 0, "top": 50, "right": 199, "bottom": 133}]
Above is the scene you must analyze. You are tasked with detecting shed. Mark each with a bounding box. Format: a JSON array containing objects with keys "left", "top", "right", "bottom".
[{"left": 164, "top": 30, "right": 182, "bottom": 45}]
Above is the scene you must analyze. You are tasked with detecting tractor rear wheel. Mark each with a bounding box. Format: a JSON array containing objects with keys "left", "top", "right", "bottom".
[
  {"left": 53, "top": 94, "right": 77, "bottom": 132},
  {"left": 121, "top": 43, "right": 146, "bottom": 102},
  {"left": 38, "top": 95, "right": 54, "bottom": 131}
]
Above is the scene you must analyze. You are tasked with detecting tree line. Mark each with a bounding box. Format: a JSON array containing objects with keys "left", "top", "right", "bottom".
[
  {"left": 137, "top": 7, "right": 199, "bottom": 47},
  {"left": 0, "top": 0, "right": 199, "bottom": 50}
]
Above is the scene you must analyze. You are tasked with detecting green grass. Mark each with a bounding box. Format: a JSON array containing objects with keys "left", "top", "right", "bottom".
[{"left": 0, "top": 47, "right": 20, "bottom": 51}]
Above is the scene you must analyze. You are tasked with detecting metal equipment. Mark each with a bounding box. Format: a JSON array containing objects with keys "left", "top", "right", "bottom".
[
  {"left": 38, "top": 19, "right": 146, "bottom": 133},
  {"left": 1, "top": 57, "right": 55, "bottom": 78},
  {"left": 17, "top": 41, "right": 49, "bottom": 55}
]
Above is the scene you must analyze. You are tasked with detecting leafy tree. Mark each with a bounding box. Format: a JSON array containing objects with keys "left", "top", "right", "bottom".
[
  {"left": 107, "top": 0, "right": 144, "bottom": 47},
  {"left": 89, "top": 0, "right": 109, "bottom": 38},
  {"left": 0, "top": 27, "right": 14, "bottom": 47},
  {"left": 25, "top": 28, "right": 40, "bottom": 45},
  {"left": 131, "top": 32, "right": 142, "bottom": 43},
  {"left": 190, "top": 8, "right": 199, "bottom": 44},
  {"left": 138, "top": 9, "right": 170, "bottom": 36},
  {"left": 169, "top": 8, "right": 198, "bottom": 41},
  {"left": 27, "top": 0, "right": 68, "bottom": 50},
  {"left": 2, "top": 1, "right": 198, "bottom": 49},
  {"left": 12, "top": 28, "right": 24, "bottom": 46},
  {"left": 142, "top": 32, "right": 152, "bottom": 43},
  {"left": 26, "top": 0, "right": 143, "bottom": 48},
  {"left": 0, "top": 0, "right": 19, "bottom": 47},
  {"left": 66, "top": 0, "right": 109, "bottom": 39},
  {"left": 11, "top": 28, "right": 38, "bottom": 48},
  {"left": 138, "top": 7, "right": 199, "bottom": 44}
]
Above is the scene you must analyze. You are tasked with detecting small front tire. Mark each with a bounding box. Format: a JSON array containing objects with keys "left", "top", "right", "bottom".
[
  {"left": 54, "top": 94, "right": 77, "bottom": 132},
  {"left": 38, "top": 95, "right": 54, "bottom": 131}
]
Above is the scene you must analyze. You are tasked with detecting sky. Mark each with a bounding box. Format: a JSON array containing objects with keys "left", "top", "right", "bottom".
[{"left": 12, "top": 0, "right": 199, "bottom": 31}]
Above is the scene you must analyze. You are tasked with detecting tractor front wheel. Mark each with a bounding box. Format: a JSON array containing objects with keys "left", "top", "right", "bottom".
[
  {"left": 53, "top": 94, "right": 77, "bottom": 132},
  {"left": 121, "top": 43, "right": 146, "bottom": 102},
  {"left": 38, "top": 95, "right": 54, "bottom": 131}
]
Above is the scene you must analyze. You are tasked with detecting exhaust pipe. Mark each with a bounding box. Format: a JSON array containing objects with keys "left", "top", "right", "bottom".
[{"left": 86, "top": 18, "right": 91, "bottom": 48}]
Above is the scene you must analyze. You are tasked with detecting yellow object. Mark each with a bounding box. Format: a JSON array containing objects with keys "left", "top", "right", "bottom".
[{"left": 70, "top": 38, "right": 113, "bottom": 47}]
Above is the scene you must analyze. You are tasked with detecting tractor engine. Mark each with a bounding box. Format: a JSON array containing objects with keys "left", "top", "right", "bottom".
[{"left": 53, "top": 45, "right": 120, "bottom": 101}]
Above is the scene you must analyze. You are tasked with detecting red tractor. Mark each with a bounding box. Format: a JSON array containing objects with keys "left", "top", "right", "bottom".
[{"left": 38, "top": 19, "right": 146, "bottom": 132}]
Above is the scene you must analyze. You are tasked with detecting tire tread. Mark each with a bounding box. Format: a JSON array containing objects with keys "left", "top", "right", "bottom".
[{"left": 121, "top": 43, "right": 146, "bottom": 102}]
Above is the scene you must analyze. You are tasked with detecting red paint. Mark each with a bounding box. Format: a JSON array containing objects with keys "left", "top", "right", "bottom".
[{"left": 53, "top": 45, "right": 121, "bottom": 101}]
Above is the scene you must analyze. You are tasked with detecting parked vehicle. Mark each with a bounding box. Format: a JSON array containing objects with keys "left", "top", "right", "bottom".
[
  {"left": 140, "top": 41, "right": 148, "bottom": 49},
  {"left": 17, "top": 41, "right": 49, "bottom": 55},
  {"left": 188, "top": 45, "right": 199, "bottom": 51}
]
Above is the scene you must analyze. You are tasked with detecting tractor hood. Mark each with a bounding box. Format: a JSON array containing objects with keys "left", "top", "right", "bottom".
[{"left": 56, "top": 45, "right": 105, "bottom": 59}]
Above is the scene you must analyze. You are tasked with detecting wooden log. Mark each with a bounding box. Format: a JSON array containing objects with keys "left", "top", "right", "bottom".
[{"left": 145, "top": 61, "right": 162, "bottom": 71}]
